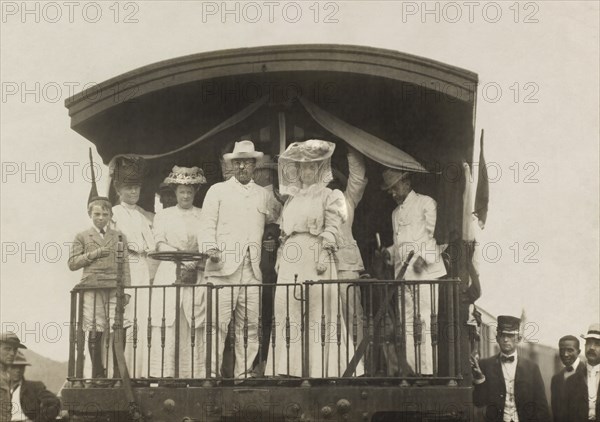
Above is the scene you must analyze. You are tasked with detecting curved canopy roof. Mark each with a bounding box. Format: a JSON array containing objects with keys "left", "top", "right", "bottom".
[{"left": 66, "top": 44, "right": 478, "bottom": 129}]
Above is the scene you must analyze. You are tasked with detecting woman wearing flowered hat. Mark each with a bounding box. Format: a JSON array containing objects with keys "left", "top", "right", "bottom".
[
  {"left": 149, "top": 166, "right": 207, "bottom": 377},
  {"left": 267, "top": 140, "right": 362, "bottom": 377}
]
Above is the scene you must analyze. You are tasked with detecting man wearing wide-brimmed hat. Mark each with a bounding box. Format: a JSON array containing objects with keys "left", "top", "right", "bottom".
[
  {"left": 471, "top": 315, "right": 550, "bottom": 422},
  {"left": 3, "top": 351, "right": 61, "bottom": 422},
  {"left": 381, "top": 167, "right": 446, "bottom": 376},
  {"left": 198, "top": 140, "right": 272, "bottom": 377},
  {"left": 565, "top": 323, "right": 600, "bottom": 421},
  {"left": 1, "top": 333, "right": 27, "bottom": 421},
  {"left": 0, "top": 333, "right": 26, "bottom": 369}
]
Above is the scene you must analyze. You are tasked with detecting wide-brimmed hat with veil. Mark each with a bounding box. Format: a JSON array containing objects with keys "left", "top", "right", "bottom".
[{"left": 278, "top": 140, "right": 335, "bottom": 196}]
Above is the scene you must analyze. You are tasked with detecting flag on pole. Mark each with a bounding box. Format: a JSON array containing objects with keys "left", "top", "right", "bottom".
[
  {"left": 87, "top": 147, "right": 99, "bottom": 204},
  {"left": 474, "top": 130, "right": 489, "bottom": 229}
]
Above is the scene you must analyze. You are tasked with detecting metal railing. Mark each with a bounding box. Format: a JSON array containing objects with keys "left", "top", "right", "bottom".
[{"left": 68, "top": 279, "right": 461, "bottom": 386}]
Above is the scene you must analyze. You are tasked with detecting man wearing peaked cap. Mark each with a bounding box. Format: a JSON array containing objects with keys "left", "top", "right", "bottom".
[
  {"left": 565, "top": 323, "right": 600, "bottom": 421},
  {"left": 471, "top": 315, "right": 550, "bottom": 422},
  {"left": 4, "top": 351, "right": 61, "bottom": 422}
]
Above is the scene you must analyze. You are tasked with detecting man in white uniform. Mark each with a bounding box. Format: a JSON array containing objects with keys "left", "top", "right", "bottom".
[
  {"left": 198, "top": 140, "right": 271, "bottom": 378},
  {"left": 382, "top": 168, "right": 446, "bottom": 375}
]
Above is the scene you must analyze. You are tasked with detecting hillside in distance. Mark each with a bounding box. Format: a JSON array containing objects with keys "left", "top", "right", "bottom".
[{"left": 22, "top": 349, "right": 67, "bottom": 394}]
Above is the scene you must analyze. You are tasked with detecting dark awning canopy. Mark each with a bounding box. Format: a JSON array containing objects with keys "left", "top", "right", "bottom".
[{"left": 65, "top": 44, "right": 478, "bottom": 166}]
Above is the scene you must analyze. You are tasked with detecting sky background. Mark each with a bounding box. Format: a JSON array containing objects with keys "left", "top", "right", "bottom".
[{"left": 1, "top": 1, "right": 598, "bottom": 362}]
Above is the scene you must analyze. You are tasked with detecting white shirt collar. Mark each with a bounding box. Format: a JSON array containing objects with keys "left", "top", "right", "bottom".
[
  {"left": 588, "top": 362, "right": 600, "bottom": 373},
  {"left": 564, "top": 357, "right": 580, "bottom": 378},
  {"left": 231, "top": 176, "right": 255, "bottom": 189},
  {"left": 397, "top": 190, "right": 416, "bottom": 208},
  {"left": 93, "top": 225, "right": 107, "bottom": 235},
  {"left": 402, "top": 190, "right": 417, "bottom": 205},
  {"left": 120, "top": 202, "right": 138, "bottom": 210},
  {"left": 568, "top": 357, "right": 581, "bottom": 370}
]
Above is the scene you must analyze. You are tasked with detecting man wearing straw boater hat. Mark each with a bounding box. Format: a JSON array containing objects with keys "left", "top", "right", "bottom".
[
  {"left": 471, "top": 315, "right": 550, "bottom": 422},
  {"left": 565, "top": 323, "right": 600, "bottom": 421},
  {"left": 3, "top": 351, "right": 60, "bottom": 422},
  {"left": 198, "top": 140, "right": 272, "bottom": 378}
]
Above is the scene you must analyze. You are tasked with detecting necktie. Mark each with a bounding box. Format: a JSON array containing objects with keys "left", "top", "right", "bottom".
[
  {"left": 501, "top": 355, "right": 515, "bottom": 363},
  {"left": 566, "top": 365, "right": 574, "bottom": 372},
  {"left": 99, "top": 228, "right": 106, "bottom": 235}
]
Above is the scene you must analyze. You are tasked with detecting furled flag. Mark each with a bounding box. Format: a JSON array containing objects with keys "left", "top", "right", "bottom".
[
  {"left": 87, "top": 147, "right": 99, "bottom": 204},
  {"left": 474, "top": 130, "right": 489, "bottom": 229}
]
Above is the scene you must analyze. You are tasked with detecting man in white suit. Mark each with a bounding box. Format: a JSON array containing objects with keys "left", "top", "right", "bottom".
[
  {"left": 382, "top": 168, "right": 446, "bottom": 375},
  {"left": 198, "top": 140, "right": 271, "bottom": 378}
]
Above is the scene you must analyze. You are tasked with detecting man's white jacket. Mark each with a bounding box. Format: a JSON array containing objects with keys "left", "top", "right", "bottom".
[
  {"left": 389, "top": 190, "right": 447, "bottom": 280},
  {"left": 198, "top": 177, "right": 271, "bottom": 279}
]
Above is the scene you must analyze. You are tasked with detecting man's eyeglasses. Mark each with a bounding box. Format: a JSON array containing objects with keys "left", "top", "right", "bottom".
[{"left": 232, "top": 159, "right": 256, "bottom": 167}]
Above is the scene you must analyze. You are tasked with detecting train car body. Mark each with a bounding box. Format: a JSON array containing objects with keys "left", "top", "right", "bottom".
[{"left": 62, "top": 44, "right": 480, "bottom": 422}]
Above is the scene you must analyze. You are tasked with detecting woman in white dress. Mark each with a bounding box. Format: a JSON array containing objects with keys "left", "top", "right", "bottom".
[
  {"left": 149, "top": 166, "right": 207, "bottom": 378},
  {"left": 110, "top": 155, "right": 155, "bottom": 378},
  {"left": 267, "top": 140, "right": 362, "bottom": 378}
]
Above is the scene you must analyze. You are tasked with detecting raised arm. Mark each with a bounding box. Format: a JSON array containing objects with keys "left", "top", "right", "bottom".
[{"left": 345, "top": 147, "right": 368, "bottom": 209}]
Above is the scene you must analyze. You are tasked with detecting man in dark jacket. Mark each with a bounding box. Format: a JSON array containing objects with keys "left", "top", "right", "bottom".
[
  {"left": 551, "top": 335, "right": 586, "bottom": 422},
  {"left": 1, "top": 333, "right": 27, "bottom": 422},
  {"left": 4, "top": 351, "right": 60, "bottom": 422},
  {"left": 471, "top": 315, "right": 550, "bottom": 422},
  {"left": 565, "top": 323, "right": 600, "bottom": 422}
]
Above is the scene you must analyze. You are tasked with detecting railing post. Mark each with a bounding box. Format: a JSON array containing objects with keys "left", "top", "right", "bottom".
[
  {"left": 68, "top": 291, "right": 77, "bottom": 378},
  {"left": 447, "top": 282, "right": 457, "bottom": 385},
  {"left": 368, "top": 284, "right": 375, "bottom": 377},
  {"left": 147, "top": 286, "right": 152, "bottom": 378},
  {"left": 190, "top": 285, "right": 196, "bottom": 378},
  {"left": 243, "top": 286, "right": 249, "bottom": 377},
  {"left": 160, "top": 286, "right": 166, "bottom": 378},
  {"left": 204, "top": 283, "right": 213, "bottom": 383},
  {"left": 174, "top": 285, "right": 181, "bottom": 378},
  {"left": 302, "top": 283, "right": 310, "bottom": 379},
  {"left": 453, "top": 282, "right": 461, "bottom": 380},
  {"left": 413, "top": 284, "right": 422, "bottom": 374},
  {"left": 75, "top": 291, "right": 85, "bottom": 380},
  {"left": 431, "top": 282, "right": 439, "bottom": 377},
  {"left": 132, "top": 288, "right": 138, "bottom": 378}
]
